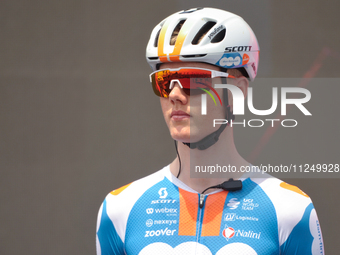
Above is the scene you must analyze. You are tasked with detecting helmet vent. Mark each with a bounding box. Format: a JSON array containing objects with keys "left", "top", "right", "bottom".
[
  {"left": 182, "top": 54, "right": 207, "bottom": 58},
  {"left": 170, "top": 19, "right": 186, "bottom": 45},
  {"left": 191, "top": 21, "right": 216, "bottom": 45},
  {"left": 211, "top": 29, "right": 226, "bottom": 43},
  {"left": 154, "top": 28, "right": 161, "bottom": 47}
]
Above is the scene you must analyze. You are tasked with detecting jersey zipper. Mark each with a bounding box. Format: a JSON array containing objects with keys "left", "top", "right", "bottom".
[
  {"left": 199, "top": 193, "right": 205, "bottom": 208},
  {"left": 196, "top": 194, "right": 206, "bottom": 246}
]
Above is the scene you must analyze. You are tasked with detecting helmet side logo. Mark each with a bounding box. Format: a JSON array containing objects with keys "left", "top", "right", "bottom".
[
  {"left": 208, "top": 25, "right": 224, "bottom": 40},
  {"left": 242, "top": 54, "right": 250, "bottom": 65},
  {"left": 225, "top": 46, "right": 253, "bottom": 52},
  {"left": 217, "top": 53, "right": 250, "bottom": 68}
]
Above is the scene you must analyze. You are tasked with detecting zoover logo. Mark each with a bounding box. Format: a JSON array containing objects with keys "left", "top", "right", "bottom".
[{"left": 200, "top": 84, "right": 312, "bottom": 128}]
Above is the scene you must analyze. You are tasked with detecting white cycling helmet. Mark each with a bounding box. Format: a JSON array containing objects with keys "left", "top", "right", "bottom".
[{"left": 146, "top": 7, "right": 260, "bottom": 81}]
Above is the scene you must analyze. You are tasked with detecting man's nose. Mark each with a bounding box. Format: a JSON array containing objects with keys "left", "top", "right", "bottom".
[{"left": 168, "top": 81, "right": 188, "bottom": 104}]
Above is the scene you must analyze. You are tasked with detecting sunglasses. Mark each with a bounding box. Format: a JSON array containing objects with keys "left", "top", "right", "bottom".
[{"left": 149, "top": 67, "right": 235, "bottom": 98}]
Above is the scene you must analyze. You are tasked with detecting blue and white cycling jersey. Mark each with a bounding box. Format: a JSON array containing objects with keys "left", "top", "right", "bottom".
[{"left": 96, "top": 165, "right": 324, "bottom": 255}]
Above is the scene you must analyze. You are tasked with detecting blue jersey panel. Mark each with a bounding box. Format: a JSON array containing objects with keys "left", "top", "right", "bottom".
[
  {"left": 97, "top": 200, "right": 125, "bottom": 255},
  {"left": 280, "top": 203, "right": 315, "bottom": 255},
  {"left": 209, "top": 178, "right": 279, "bottom": 255},
  {"left": 125, "top": 177, "right": 181, "bottom": 254}
]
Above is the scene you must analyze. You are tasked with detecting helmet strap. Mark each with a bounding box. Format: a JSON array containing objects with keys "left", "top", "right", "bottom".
[{"left": 182, "top": 77, "right": 235, "bottom": 150}]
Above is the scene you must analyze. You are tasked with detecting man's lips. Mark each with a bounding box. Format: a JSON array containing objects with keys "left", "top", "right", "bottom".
[{"left": 170, "top": 110, "right": 190, "bottom": 120}]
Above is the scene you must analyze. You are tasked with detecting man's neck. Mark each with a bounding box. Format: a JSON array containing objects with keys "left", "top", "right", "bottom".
[{"left": 169, "top": 127, "right": 249, "bottom": 193}]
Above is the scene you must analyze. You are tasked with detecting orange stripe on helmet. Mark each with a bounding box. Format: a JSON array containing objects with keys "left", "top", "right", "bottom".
[
  {"left": 169, "top": 21, "right": 189, "bottom": 62},
  {"left": 201, "top": 191, "right": 228, "bottom": 236},
  {"left": 157, "top": 20, "right": 188, "bottom": 63},
  {"left": 178, "top": 188, "right": 198, "bottom": 236}
]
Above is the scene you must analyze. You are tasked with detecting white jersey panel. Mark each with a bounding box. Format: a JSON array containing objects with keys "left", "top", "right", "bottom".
[
  {"left": 105, "top": 167, "right": 168, "bottom": 242},
  {"left": 251, "top": 177, "right": 312, "bottom": 246}
]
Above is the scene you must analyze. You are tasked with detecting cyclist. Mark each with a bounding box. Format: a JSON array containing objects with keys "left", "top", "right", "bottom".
[{"left": 96, "top": 7, "right": 324, "bottom": 254}]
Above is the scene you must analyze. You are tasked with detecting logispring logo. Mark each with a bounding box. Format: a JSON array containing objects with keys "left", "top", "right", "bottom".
[{"left": 201, "top": 84, "right": 312, "bottom": 128}]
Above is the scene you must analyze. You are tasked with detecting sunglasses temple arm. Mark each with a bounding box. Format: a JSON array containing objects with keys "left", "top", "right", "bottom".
[{"left": 211, "top": 70, "right": 233, "bottom": 79}]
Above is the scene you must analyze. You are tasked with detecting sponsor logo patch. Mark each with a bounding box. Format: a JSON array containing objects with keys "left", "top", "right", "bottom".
[
  {"left": 222, "top": 225, "right": 261, "bottom": 241},
  {"left": 242, "top": 198, "right": 259, "bottom": 211},
  {"left": 145, "top": 228, "right": 177, "bottom": 237},
  {"left": 151, "top": 199, "right": 176, "bottom": 204},
  {"left": 224, "top": 213, "right": 259, "bottom": 222},
  {"left": 227, "top": 198, "right": 240, "bottom": 210},
  {"left": 153, "top": 219, "right": 177, "bottom": 226},
  {"left": 146, "top": 219, "right": 153, "bottom": 227},
  {"left": 222, "top": 227, "right": 235, "bottom": 240},
  {"left": 158, "top": 188, "right": 168, "bottom": 199},
  {"left": 216, "top": 53, "right": 250, "bottom": 68},
  {"left": 208, "top": 25, "right": 225, "bottom": 40},
  {"left": 225, "top": 46, "right": 252, "bottom": 52},
  {"left": 146, "top": 208, "right": 154, "bottom": 214}
]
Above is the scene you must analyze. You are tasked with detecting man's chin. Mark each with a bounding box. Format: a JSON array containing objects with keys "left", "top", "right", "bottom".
[
  {"left": 171, "top": 135, "right": 190, "bottom": 144},
  {"left": 171, "top": 134, "right": 205, "bottom": 144},
  {"left": 170, "top": 127, "right": 213, "bottom": 144}
]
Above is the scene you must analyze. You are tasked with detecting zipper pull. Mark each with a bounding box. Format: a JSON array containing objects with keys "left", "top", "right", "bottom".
[{"left": 199, "top": 194, "right": 205, "bottom": 208}]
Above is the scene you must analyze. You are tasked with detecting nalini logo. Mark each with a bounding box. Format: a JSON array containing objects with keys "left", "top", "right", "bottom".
[
  {"left": 222, "top": 227, "right": 235, "bottom": 240},
  {"left": 222, "top": 225, "right": 261, "bottom": 241},
  {"left": 146, "top": 208, "right": 154, "bottom": 214},
  {"left": 158, "top": 188, "right": 168, "bottom": 199},
  {"left": 227, "top": 198, "right": 240, "bottom": 210}
]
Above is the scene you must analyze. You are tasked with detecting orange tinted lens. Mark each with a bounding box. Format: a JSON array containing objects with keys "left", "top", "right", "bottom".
[
  {"left": 151, "top": 69, "right": 212, "bottom": 97},
  {"left": 151, "top": 71, "right": 171, "bottom": 98}
]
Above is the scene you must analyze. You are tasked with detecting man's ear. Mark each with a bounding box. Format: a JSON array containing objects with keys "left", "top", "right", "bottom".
[{"left": 235, "top": 76, "right": 249, "bottom": 98}]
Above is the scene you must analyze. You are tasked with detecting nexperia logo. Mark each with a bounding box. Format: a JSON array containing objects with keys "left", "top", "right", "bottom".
[{"left": 201, "top": 84, "right": 312, "bottom": 128}]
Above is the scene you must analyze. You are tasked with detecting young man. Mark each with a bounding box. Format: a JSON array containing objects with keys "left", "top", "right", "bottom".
[{"left": 96, "top": 8, "right": 324, "bottom": 254}]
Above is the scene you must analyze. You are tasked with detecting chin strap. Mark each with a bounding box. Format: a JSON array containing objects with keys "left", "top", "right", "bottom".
[{"left": 183, "top": 77, "right": 235, "bottom": 150}]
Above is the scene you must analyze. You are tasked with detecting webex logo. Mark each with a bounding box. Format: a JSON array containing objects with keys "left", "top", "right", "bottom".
[
  {"left": 201, "top": 84, "right": 312, "bottom": 128},
  {"left": 146, "top": 207, "right": 177, "bottom": 214}
]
